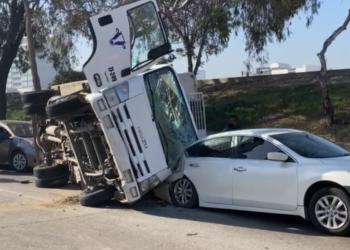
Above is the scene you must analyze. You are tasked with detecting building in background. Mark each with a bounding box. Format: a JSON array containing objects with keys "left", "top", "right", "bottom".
[
  {"left": 6, "top": 36, "right": 57, "bottom": 93},
  {"left": 256, "top": 62, "right": 321, "bottom": 75}
]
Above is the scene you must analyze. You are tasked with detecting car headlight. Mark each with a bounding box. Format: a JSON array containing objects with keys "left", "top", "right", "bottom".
[
  {"left": 104, "top": 88, "right": 120, "bottom": 107},
  {"left": 138, "top": 174, "right": 161, "bottom": 195},
  {"left": 139, "top": 179, "right": 150, "bottom": 194},
  {"left": 115, "top": 82, "right": 129, "bottom": 102},
  {"left": 149, "top": 174, "right": 161, "bottom": 188}
]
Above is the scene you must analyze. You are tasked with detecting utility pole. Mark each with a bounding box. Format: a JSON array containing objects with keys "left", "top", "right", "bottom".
[{"left": 23, "top": 0, "right": 41, "bottom": 163}]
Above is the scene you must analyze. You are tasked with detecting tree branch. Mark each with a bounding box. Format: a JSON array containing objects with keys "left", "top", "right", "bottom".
[
  {"left": 317, "top": 9, "right": 350, "bottom": 75},
  {"left": 170, "top": 0, "right": 192, "bottom": 12}
]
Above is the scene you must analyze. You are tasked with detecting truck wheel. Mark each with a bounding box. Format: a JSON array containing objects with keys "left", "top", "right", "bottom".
[
  {"left": 79, "top": 186, "right": 115, "bottom": 207},
  {"left": 309, "top": 187, "right": 350, "bottom": 236},
  {"left": 33, "top": 164, "right": 69, "bottom": 179},
  {"left": 35, "top": 174, "right": 69, "bottom": 188},
  {"left": 21, "top": 90, "right": 57, "bottom": 104},
  {"left": 46, "top": 95, "right": 87, "bottom": 118},
  {"left": 23, "top": 103, "right": 47, "bottom": 116}
]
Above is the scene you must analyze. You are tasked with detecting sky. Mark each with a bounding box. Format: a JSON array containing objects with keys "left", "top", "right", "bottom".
[{"left": 75, "top": 1, "right": 350, "bottom": 79}]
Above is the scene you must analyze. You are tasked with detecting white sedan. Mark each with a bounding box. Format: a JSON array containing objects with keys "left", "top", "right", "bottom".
[{"left": 167, "top": 128, "right": 350, "bottom": 236}]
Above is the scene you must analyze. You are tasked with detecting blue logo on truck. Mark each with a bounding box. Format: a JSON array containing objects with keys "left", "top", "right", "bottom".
[{"left": 109, "top": 28, "right": 126, "bottom": 49}]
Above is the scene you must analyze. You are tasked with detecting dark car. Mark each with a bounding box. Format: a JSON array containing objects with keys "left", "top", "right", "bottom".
[{"left": 0, "top": 120, "right": 40, "bottom": 172}]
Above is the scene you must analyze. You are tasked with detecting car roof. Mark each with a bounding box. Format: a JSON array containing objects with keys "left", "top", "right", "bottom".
[
  {"left": 203, "top": 128, "right": 303, "bottom": 140},
  {"left": 0, "top": 120, "right": 31, "bottom": 125}
]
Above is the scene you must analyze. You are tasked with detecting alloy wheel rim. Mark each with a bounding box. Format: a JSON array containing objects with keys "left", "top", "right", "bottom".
[
  {"left": 13, "top": 153, "right": 26, "bottom": 170},
  {"left": 315, "top": 195, "right": 348, "bottom": 230},
  {"left": 174, "top": 179, "right": 193, "bottom": 205}
]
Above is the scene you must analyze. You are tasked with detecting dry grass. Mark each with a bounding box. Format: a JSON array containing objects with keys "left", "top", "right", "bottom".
[{"left": 201, "top": 81, "right": 350, "bottom": 149}]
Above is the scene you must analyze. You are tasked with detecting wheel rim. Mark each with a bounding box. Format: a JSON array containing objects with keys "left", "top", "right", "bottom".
[
  {"left": 315, "top": 195, "right": 348, "bottom": 230},
  {"left": 13, "top": 153, "right": 27, "bottom": 170},
  {"left": 174, "top": 179, "right": 193, "bottom": 205}
]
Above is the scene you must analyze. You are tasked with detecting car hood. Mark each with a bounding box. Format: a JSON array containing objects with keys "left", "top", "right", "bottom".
[
  {"left": 13, "top": 136, "right": 34, "bottom": 144},
  {"left": 320, "top": 156, "right": 350, "bottom": 166}
]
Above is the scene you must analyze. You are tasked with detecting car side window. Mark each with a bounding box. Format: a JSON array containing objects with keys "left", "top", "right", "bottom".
[
  {"left": 234, "top": 136, "right": 284, "bottom": 160},
  {"left": 0, "top": 129, "right": 9, "bottom": 142},
  {"left": 186, "top": 137, "right": 233, "bottom": 158}
]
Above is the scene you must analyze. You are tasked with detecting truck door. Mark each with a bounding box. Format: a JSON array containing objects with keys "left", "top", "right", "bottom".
[{"left": 83, "top": 0, "right": 172, "bottom": 93}]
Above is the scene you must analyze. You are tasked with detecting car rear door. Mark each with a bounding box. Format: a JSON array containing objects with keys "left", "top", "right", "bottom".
[
  {"left": 0, "top": 129, "right": 11, "bottom": 163},
  {"left": 83, "top": 0, "right": 172, "bottom": 92},
  {"left": 231, "top": 135, "right": 298, "bottom": 211},
  {"left": 184, "top": 136, "right": 234, "bottom": 205}
]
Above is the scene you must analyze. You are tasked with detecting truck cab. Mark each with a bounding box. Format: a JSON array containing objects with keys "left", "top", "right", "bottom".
[{"left": 22, "top": 0, "right": 199, "bottom": 206}]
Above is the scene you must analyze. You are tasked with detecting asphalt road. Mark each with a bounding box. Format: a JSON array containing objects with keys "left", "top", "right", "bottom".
[{"left": 1, "top": 167, "right": 349, "bottom": 250}]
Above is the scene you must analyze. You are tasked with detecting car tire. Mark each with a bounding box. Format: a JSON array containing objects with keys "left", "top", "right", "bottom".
[
  {"left": 33, "top": 164, "right": 69, "bottom": 179},
  {"left": 23, "top": 103, "right": 47, "bottom": 116},
  {"left": 170, "top": 177, "right": 199, "bottom": 208},
  {"left": 21, "top": 90, "right": 57, "bottom": 104},
  {"left": 46, "top": 94, "right": 87, "bottom": 118},
  {"left": 79, "top": 186, "right": 115, "bottom": 207},
  {"left": 35, "top": 174, "right": 70, "bottom": 188},
  {"left": 309, "top": 187, "right": 350, "bottom": 236},
  {"left": 10, "top": 150, "right": 29, "bottom": 172}
]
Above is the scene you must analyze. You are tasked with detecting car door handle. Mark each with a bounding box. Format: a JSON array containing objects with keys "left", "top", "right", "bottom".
[
  {"left": 189, "top": 163, "right": 199, "bottom": 168},
  {"left": 234, "top": 166, "right": 247, "bottom": 172}
]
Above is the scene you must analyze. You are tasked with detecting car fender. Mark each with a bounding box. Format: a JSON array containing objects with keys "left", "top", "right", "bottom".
[{"left": 298, "top": 170, "right": 350, "bottom": 206}]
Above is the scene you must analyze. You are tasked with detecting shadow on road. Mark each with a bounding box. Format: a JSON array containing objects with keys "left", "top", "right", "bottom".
[{"left": 101, "top": 193, "right": 325, "bottom": 237}]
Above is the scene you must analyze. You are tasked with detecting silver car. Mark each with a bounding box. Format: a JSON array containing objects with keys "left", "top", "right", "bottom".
[{"left": 0, "top": 120, "right": 38, "bottom": 172}]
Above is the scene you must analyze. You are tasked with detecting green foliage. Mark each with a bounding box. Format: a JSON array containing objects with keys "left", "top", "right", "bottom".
[
  {"left": 51, "top": 70, "right": 86, "bottom": 86},
  {"left": 6, "top": 108, "right": 29, "bottom": 121},
  {"left": 204, "top": 82, "right": 350, "bottom": 132}
]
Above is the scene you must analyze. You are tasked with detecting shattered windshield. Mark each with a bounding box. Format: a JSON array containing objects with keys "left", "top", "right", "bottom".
[{"left": 144, "top": 67, "right": 198, "bottom": 170}]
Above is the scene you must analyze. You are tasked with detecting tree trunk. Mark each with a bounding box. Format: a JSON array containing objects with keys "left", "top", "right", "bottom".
[
  {"left": 186, "top": 50, "right": 193, "bottom": 72},
  {"left": 317, "top": 74, "right": 334, "bottom": 126},
  {"left": 316, "top": 9, "right": 350, "bottom": 127},
  {"left": 0, "top": 2, "right": 25, "bottom": 119},
  {"left": 0, "top": 72, "right": 8, "bottom": 120}
]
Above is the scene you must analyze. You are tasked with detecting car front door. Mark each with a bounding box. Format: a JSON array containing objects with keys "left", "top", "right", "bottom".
[
  {"left": 0, "top": 129, "right": 11, "bottom": 163},
  {"left": 231, "top": 135, "right": 298, "bottom": 211},
  {"left": 184, "top": 136, "right": 234, "bottom": 205}
]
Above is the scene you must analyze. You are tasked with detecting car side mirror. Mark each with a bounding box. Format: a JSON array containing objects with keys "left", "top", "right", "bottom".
[{"left": 267, "top": 152, "right": 288, "bottom": 162}]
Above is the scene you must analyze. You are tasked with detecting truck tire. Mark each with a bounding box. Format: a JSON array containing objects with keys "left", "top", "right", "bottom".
[
  {"left": 33, "top": 164, "right": 69, "bottom": 179},
  {"left": 23, "top": 103, "right": 46, "bottom": 115},
  {"left": 35, "top": 174, "right": 69, "bottom": 188},
  {"left": 79, "top": 186, "right": 115, "bottom": 207},
  {"left": 21, "top": 90, "right": 57, "bottom": 104},
  {"left": 46, "top": 95, "right": 87, "bottom": 118}
]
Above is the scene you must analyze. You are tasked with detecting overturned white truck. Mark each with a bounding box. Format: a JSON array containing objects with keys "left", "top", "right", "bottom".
[{"left": 21, "top": 0, "right": 202, "bottom": 206}]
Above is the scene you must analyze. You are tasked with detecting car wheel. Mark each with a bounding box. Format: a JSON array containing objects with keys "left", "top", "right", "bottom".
[
  {"left": 79, "top": 186, "right": 115, "bottom": 207},
  {"left": 23, "top": 103, "right": 47, "bottom": 116},
  {"left": 21, "top": 90, "right": 57, "bottom": 104},
  {"left": 46, "top": 94, "right": 87, "bottom": 118},
  {"left": 33, "top": 164, "right": 69, "bottom": 179},
  {"left": 309, "top": 187, "right": 350, "bottom": 236},
  {"left": 11, "top": 150, "right": 29, "bottom": 172},
  {"left": 170, "top": 177, "right": 198, "bottom": 208}
]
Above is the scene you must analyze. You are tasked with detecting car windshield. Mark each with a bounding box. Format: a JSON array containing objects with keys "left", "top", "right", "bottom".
[
  {"left": 144, "top": 67, "right": 198, "bottom": 170},
  {"left": 270, "top": 132, "right": 349, "bottom": 158},
  {"left": 7, "top": 123, "right": 33, "bottom": 138}
]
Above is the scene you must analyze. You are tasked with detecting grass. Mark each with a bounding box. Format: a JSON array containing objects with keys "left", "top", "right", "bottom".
[{"left": 202, "top": 81, "right": 350, "bottom": 149}]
